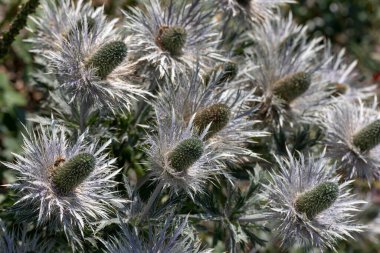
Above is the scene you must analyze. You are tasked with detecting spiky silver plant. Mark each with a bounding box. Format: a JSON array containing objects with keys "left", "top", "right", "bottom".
[
  {"left": 145, "top": 108, "right": 225, "bottom": 198},
  {"left": 318, "top": 41, "right": 376, "bottom": 101},
  {"left": 0, "top": 219, "right": 53, "bottom": 253},
  {"left": 3, "top": 122, "right": 125, "bottom": 249},
  {"left": 242, "top": 13, "right": 331, "bottom": 125},
  {"left": 28, "top": 0, "right": 148, "bottom": 113},
  {"left": 156, "top": 66, "right": 268, "bottom": 163},
  {"left": 322, "top": 99, "right": 380, "bottom": 181},
  {"left": 123, "top": 0, "right": 223, "bottom": 79},
  {"left": 215, "top": 0, "right": 296, "bottom": 21},
  {"left": 102, "top": 214, "right": 211, "bottom": 253},
  {"left": 261, "top": 149, "right": 365, "bottom": 250}
]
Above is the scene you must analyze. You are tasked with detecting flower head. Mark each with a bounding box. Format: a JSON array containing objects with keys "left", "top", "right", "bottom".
[
  {"left": 124, "top": 0, "right": 223, "bottom": 79},
  {"left": 261, "top": 149, "right": 364, "bottom": 249},
  {"left": 322, "top": 99, "right": 380, "bottom": 181},
  {"left": 29, "top": 0, "right": 147, "bottom": 112},
  {"left": 157, "top": 66, "right": 268, "bottom": 163},
  {"left": 242, "top": 13, "right": 330, "bottom": 126},
  {"left": 318, "top": 41, "right": 376, "bottom": 101},
  {"left": 145, "top": 108, "right": 225, "bottom": 198},
  {"left": 3, "top": 122, "right": 124, "bottom": 249}
]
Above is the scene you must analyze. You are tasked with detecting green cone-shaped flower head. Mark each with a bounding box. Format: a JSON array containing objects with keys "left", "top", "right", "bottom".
[
  {"left": 353, "top": 119, "right": 380, "bottom": 152},
  {"left": 52, "top": 153, "right": 96, "bottom": 194},
  {"left": 194, "top": 103, "right": 231, "bottom": 139},
  {"left": 169, "top": 138, "right": 204, "bottom": 172},
  {"left": 272, "top": 72, "right": 311, "bottom": 102},
  {"left": 86, "top": 41, "right": 128, "bottom": 79},
  {"left": 294, "top": 182, "right": 339, "bottom": 220},
  {"left": 155, "top": 25, "right": 187, "bottom": 56}
]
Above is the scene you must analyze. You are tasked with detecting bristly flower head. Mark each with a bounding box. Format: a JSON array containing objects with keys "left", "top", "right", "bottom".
[
  {"left": 322, "top": 98, "right": 380, "bottom": 181},
  {"left": 261, "top": 149, "right": 364, "bottom": 250},
  {"left": 0, "top": 219, "right": 53, "bottom": 253},
  {"left": 103, "top": 214, "right": 211, "bottom": 253},
  {"left": 3, "top": 122, "right": 124, "bottom": 249},
  {"left": 318, "top": 41, "right": 376, "bottom": 102},
  {"left": 243, "top": 13, "right": 330, "bottom": 126},
  {"left": 29, "top": 0, "right": 148, "bottom": 112},
  {"left": 145, "top": 108, "right": 226, "bottom": 199},
  {"left": 216, "top": 0, "right": 296, "bottom": 21},
  {"left": 156, "top": 65, "right": 269, "bottom": 163},
  {"left": 124, "top": 0, "right": 223, "bottom": 79}
]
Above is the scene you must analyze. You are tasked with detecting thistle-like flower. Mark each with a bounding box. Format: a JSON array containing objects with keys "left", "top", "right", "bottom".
[
  {"left": 318, "top": 41, "right": 376, "bottom": 101},
  {"left": 242, "top": 13, "right": 330, "bottom": 126},
  {"left": 261, "top": 149, "right": 364, "bottom": 250},
  {"left": 216, "top": 0, "right": 296, "bottom": 21},
  {"left": 29, "top": 0, "right": 147, "bottom": 112},
  {"left": 124, "top": 0, "right": 223, "bottom": 79},
  {"left": 322, "top": 99, "right": 380, "bottom": 181},
  {"left": 145, "top": 108, "right": 225, "bottom": 198},
  {"left": 0, "top": 220, "right": 53, "bottom": 253},
  {"left": 3, "top": 122, "right": 124, "bottom": 249},
  {"left": 103, "top": 214, "right": 211, "bottom": 253},
  {"left": 157, "top": 66, "right": 268, "bottom": 163}
]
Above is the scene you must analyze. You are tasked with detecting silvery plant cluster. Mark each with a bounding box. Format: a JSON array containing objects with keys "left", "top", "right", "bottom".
[{"left": 2, "top": 0, "right": 380, "bottom": 252}]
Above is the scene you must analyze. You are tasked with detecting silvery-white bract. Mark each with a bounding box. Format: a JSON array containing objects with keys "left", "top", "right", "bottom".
[
  {"left": 145, "top": 108, "right": 226, "bottom": 199},
  {"left": 0, "top": 220, "right": 53, "bottom": 253},
  {"left": 322, "top": 99, "right": 380, "bottom": 181},
  {"left": 123, "top": 0, "right": 224, "bottom": 80},
  {"left": 261, "top": 149, "right": 364, "bottom": 250},
  {"left": 318, "top": 41, "right": 376, "bottom": 102},
  {"left": 215, "top": 0, "right": 296, "bottom": 21},
  {"left": 29, "top": 0, "right": 148, "bottom": 113},
  {"left": 103, "top": 214, "right": 211, "bottom": 253},
  {"left": 3, "top": 122, "right": 124, "bottom": 249},
  {"left": 243, "top": 13, "right": 330, "bottom": 125}
]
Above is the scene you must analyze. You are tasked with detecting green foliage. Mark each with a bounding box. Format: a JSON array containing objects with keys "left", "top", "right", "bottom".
[
  {"left": 169, "top": 138, "right": 204, "bottom": 172},
  {"left": 295, "top": 182, "right": 339, "bottom": 220},
  {"left": 86, "top": 41, "right": 128, "bottom": 79},
  {"left": 52, "top": 153, "right": 96, "bottom": 194},
  {"left": 0, "top": 0, "right": 40, "bottom": 59}
]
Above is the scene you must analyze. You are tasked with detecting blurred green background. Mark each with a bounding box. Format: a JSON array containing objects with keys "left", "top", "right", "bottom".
[{"left": 1, "top": 0, "right": 380, "bottom": 252}]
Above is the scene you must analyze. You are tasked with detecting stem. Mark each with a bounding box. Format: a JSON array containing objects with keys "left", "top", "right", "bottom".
[
  {"left": 0, "top": 0, "right": 40, "bottom": 59},
  {"left": 140, "top": 181, "right": 164, "bottom": 221},
  {"left": 79, "top": 99, "right": 91, "bottom": 133}
]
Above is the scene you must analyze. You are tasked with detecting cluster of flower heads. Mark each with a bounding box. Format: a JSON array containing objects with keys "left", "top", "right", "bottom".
[{"left": 3, "top": 0, "right": 380, "bottom": 251}]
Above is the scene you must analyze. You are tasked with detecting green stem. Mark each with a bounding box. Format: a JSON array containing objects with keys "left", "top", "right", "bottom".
[
  {"left": 0, "top": 0, "right": 40, "bottom": 60},
  {"left": 140, "top": 181, "right": 164, "bottom": 221}
]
